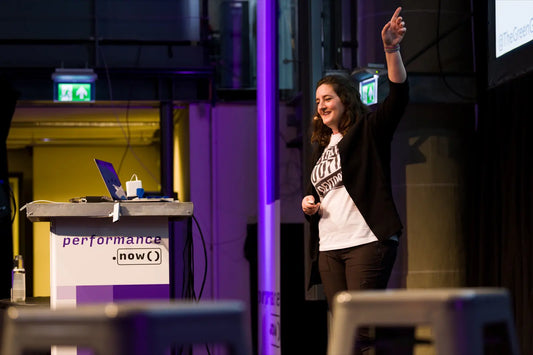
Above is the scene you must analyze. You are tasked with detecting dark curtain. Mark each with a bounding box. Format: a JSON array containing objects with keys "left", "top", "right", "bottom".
[
  {"left": 466, "top": 71, "right": 533, "bottom": 355},
  {"left": 0, "top": 77, "right": 19, "bottom": 298}
]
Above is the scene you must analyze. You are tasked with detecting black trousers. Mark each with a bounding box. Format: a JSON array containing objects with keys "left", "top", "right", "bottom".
[{"left": 319, "top": 239, "right": 413, "bottom": 355}]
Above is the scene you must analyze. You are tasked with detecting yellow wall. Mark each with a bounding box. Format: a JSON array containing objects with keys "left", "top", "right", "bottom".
[
  {"left": 9, "top": 177, "right": 20, "bottom": 256},
  {"left": 32, "top": 145, "right": 160, "bottom": 296},
  {"left": 174, "top": 108, "right": 190, "bottom": 202}
]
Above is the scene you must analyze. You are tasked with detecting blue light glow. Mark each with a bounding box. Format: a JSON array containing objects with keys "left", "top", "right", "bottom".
[{"left": 257, "top": 0, "right": 280, "bottom": 353}]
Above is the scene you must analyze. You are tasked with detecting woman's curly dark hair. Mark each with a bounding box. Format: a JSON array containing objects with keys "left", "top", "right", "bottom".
[{"left": 311, "top": 74, "right": 369, "bottom": 147}]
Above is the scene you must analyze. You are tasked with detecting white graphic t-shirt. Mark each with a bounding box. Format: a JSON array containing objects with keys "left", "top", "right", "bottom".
[{"left": 311, "top": 133, "right": 378, "bottom": 251}]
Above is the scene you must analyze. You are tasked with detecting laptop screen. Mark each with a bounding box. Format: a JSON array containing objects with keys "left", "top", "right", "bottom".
[{"left": 94, "top": 159, "right": 127, "bottom": 200}]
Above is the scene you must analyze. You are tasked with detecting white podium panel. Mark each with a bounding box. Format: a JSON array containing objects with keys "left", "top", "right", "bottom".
[
  {"left": 50, "top": 216, "right": 169, "bottom": 308},
  {"left": 25, "top": 201, "right": 193, "bottom": 309}
]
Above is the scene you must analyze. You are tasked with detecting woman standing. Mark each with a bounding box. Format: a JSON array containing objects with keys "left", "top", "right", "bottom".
[{"left": 302, "top": 6, "right": 409, "bottom": 353}]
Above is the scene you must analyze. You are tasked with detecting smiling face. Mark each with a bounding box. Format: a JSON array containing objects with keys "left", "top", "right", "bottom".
[{"left": 315, "top": 83, "right": 345, "bottom": 134}]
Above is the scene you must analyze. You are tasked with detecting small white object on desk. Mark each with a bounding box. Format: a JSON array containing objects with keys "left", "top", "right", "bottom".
[{"left": 126, "top": 174, "right": 143, "bottom": 198}]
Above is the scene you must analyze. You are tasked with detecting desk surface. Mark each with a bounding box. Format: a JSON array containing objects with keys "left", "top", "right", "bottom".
[
  {"left": 0, "top": 297, "right": 50, "bottom": 309},
  {"left": 24, "top": 201, "right": 193, "bottom": 222}
]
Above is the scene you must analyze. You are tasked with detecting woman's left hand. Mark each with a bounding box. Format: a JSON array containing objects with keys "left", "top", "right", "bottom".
[{"left": 382, "top": 7, "right": 407, "bottom": 47}]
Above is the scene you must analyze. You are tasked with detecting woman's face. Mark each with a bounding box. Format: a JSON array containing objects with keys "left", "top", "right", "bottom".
[{"left": 315, "top": 83, "right": 345, "bottom": 134}]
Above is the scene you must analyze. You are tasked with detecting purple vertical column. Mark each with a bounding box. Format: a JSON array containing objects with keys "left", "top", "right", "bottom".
[{"left": 257, "top": 0, "right": 281, "bottom": 354}]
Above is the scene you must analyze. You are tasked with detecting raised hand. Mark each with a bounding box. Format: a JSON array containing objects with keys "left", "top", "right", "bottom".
[{"left": 382, "top": 7, "right": 407, "bottom": 47}]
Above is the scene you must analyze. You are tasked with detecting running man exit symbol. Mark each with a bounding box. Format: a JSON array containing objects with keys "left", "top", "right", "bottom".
[{"left": 57, "top": 83, "right": 92, "bottom": 102}]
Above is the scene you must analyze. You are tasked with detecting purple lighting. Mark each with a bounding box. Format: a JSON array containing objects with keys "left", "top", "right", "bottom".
[{"left": 257, "top": 0, "right": 280, "bottom": 354}]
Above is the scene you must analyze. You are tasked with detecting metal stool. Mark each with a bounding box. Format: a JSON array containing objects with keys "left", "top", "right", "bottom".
[
  {"left": 327, "top": 288, "right": 520, "bottom": 355},
  {"left": 1, "top": 303, "right": 121, "bottom": 355},
  {"left": 1, "top": 300, "right": 251, "bottom": 355},
  {"left": 114, "top": 301, "right": 251, "bottom": 355}
]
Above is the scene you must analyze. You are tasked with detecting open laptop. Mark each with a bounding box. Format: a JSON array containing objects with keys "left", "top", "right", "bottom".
[{"left": 94, "top": 158, "right": 127, "bottom": 200}]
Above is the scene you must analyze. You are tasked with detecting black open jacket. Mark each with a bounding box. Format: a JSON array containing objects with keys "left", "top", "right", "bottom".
[{"left": 305, "top": 79, "right": 410, "bottom": 290}]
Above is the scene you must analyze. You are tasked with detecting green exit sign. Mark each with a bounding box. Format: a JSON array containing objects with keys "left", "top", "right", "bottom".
[
  {"left": 55, "top": 83, "right": 93, "bottom": 102},
  {"left": 358, "top": 76, "right": 378, "bottom": 106},
  {"left": 52, "top": 69, "right": 97, "bottom": 103}
]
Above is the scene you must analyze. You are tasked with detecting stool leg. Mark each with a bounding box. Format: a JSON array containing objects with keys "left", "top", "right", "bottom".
[
  {"left": 328, "top": 315, "right": 360, "bottom": 355},
  {"left": 433, "top": 314, "right": 484, "bottom": 355},
  {"left": 505, "top": 318, "right": 520, "bottom": 355},
  {"left": 230, "top": 324, "right": 251, "bottom": 355},
  {"left": 460, "top": 322, "right": 484, "bottom": 355}
]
